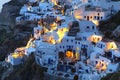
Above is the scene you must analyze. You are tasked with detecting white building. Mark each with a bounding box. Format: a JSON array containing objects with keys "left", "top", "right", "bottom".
[
  {"left": 20, "top": 5, "right": 33, "bottom": 15},
  {"left": 78, "top": 20, "right": 99, "bottom": 33},
  {"left": 7, "top": 54, "right": 24, "bottom": 65},
  {"left": 35, "top": 41, "right": 57, "bottom": 67},
  {"left": 74, "top": 6, "right": 111, "bottom": 23},
  {"left": 7, "top": 48, "right": 26, "bottom": 65},
  {"left": 8, "top": 1, "right": 120, "bottom": 80},
  {"left": 57, "top": 36, "right": 76, "bottom": 52},
  {"left": 34, "top": 25, "right": 43, "bottom": 39}
]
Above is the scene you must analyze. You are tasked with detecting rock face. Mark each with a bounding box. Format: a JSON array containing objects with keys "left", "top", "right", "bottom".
[
  {"left": 98, "top": 11, "right": 120, "bottom": 41},
  {"left": 0, "top": 0, "right": 28, "bottom": 29},
  {"left": 0, "top": 0, "right": 32, "bottom": 61},
  {"left": 112, "top": 25, "right": 120, "bottom": 38}
]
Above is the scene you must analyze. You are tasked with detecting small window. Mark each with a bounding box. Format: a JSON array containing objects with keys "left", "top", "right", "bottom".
[
  {"left": 84, "top": 16, "right": 86, "bottom": 18},
  {"left": 100, "top": 44, "right": 102, "bottom": 48},
  {"left": 81, "top": 45, "right": 84, "bottom": 48},
  {"left": 90, "top": 16, "right": 92, "bottom": 19},
  {"left": 67, "top": 39, "right": 68, "bottom": 42},
  {"left": 69, "top": 46, "right": 71, "bottom": 49},
  {"left": 92, "top": 26, "right": 95, "bottom": 29},
  {"left": 43, "top": 52, "right": 45, "bottom": 54},
  {"left": 60, "top": 46, "right": 61, "bottom": 48},
  {"left": 109, "top": 69, "right": 112, "bottom": 72},
  {"left": 87, "top": 26, "right": 89, "bottom": 29},
  {"left": 98, "top": 13, "right": 100, "bottom": 15},
  {"left": 94, "top": 16, "right": 96, "bottom": 19},
  {"left": 96, "top": 61, "right": 98, "bottom": 64},
  {"left": 101, "top": 17, "right": 103, "bottom": 19},
  {"left": 97, "top": 16, "right": 100, "bottom": 20},
  {"left": 63, "top": 46, "right": 65, "bottom": 48},
  {"left": 71, "top": 40, "right": 73, "bottom": 42},
  {"left": 38, "top": 51, "right": 40, "bottom": 53},
  {"left": 76, "top": 41, "right": 77, "bottom": 44}
]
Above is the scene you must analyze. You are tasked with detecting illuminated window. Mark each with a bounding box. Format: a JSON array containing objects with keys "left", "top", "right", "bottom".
[
  {"left": 66, "top": 51, "right": 74, "bottom": 58},
  {"left": 98, "top": 38, "right": 100, "bottom": 41},
  {"left": 61, "top": 40, "right": 62, "bottom": 42}
]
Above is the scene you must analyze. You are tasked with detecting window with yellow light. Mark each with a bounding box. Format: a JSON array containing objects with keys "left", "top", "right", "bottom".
[{"left": 66, "top": 51, "right": 74, "bottom": 58}]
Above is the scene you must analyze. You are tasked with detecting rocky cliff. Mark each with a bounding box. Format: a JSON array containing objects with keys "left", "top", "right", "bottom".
[
  {"left": 112, "top": 25, "right": 120, "bottom": 38},
  {"left": 0, "top": 0, "right": 32, "bottom": 61},
  {"left": 98, "top": 11, "right": 120, "bottom": 41},
  {"left": 0, "top": 0, "right": 28, "bottom": 29}
]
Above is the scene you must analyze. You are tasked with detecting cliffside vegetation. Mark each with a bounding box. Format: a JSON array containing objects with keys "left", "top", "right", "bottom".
[{"left": 4, "top": 54, "right": 45, "bottom": 80}]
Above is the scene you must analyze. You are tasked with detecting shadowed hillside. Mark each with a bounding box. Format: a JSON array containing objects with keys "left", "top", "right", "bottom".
[
  {"left": 98, "top": 11, "right": 120, "bottom": 41},
  {"left": 4, "top": 54, "right": 45, "bottom": 80}
]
